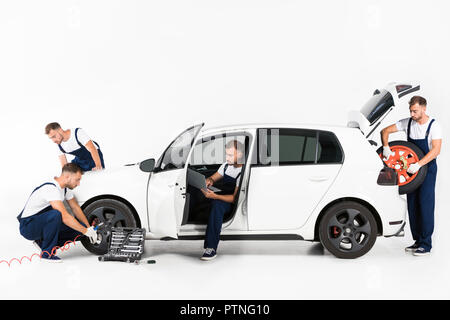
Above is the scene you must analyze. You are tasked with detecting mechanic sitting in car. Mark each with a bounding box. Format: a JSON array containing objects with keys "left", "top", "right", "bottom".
[
  {"left": 45, "top": 122, "right": 105, "bottom": 172},
  {"left": 380, "top": 95, "right": 442, "bottom": 256},
  {"left": 17, "top": 163, "right": 98, "bottom": 262},
  {"left": 200, "top": 140, "right": 244, "bottom": 261}
]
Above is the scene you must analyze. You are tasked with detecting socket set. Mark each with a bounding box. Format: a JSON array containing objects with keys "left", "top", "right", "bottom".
[{"left": 98, "top": 227, "right": 146, "bottom": 264}]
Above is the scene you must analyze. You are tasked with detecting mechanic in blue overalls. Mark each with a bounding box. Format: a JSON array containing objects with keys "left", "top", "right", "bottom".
[
  {"left": 200, "top": 140, "right": 244, "bottom": 261},
  {"left": 17, "top": 163, "right": 98, "bottom": 262},
  {"left": 45, "top": 122, "right": 105, "bottom": 172},
  {"left": 381, "top": 96, "right": 442, "bottom": 256}
]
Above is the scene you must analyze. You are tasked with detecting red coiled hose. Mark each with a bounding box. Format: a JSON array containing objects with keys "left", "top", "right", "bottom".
[{"left": 0, "top": 235, "right": 82, "bottom": 267}]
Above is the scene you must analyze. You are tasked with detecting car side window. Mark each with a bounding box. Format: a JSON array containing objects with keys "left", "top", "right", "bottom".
[
  {"left": 317, "top": 131, "right": 343, "bottom": 164},
  {"left": 257, "top": 128, "right": 317, "bottom": 166},
  {"left": 257, "top": 128, "right": 343, "bottom": 165}
]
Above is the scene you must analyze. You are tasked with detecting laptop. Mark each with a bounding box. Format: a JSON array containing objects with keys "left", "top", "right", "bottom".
[{"left": 187, "top": 168, "right": 222, "bottom": 192}]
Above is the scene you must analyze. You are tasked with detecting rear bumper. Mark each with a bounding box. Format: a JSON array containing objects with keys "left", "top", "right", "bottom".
[
  {"left": 380, "top": 194, "right": 407, "bottom": 236},
  {"left": 384, "top": 221, "right": 406, "bottom": 237}
]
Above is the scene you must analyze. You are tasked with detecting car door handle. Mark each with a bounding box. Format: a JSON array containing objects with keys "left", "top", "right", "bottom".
[{"left": 308, "top": 176, "right": 329, "bottom": 182}]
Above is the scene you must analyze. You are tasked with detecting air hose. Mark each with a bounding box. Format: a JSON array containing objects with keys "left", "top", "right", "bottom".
[{"left": 0, "top": 235, "right": 82, "bottom": 267}]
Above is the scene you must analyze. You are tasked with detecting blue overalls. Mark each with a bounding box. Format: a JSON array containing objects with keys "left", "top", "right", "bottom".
[
  {"left": 204, "top": 164, "right": 241, "bottom": 250},
  {"left": 59, "top": 128, "right": 105, "bottom": 172},
  {"left": 17, "top": 183, "right": 86, "bottom": 258},
  {"left": 406, "top": 118, "right": 437, "bottom": 252}
]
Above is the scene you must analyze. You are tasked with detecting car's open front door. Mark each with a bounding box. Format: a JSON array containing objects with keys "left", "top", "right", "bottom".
[{"left": 146, "top": 123, "right": 204, "bottom": 239}]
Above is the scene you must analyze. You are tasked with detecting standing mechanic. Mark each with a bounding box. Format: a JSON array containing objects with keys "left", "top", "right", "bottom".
[
  {"left": 45, "top": 122, "right": 105, "bottom": 172},
  {"left": 17, "top": 163, "right": 98, "bottom": 262},
  {"left": 381, "top": 96, "right": 442, "bottom": 256},
  {"left": 199, "top": 140, "right": 244, "bottom": 261}
]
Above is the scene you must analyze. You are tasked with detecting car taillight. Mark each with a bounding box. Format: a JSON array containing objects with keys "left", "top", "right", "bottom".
[{"left": 377, "top": 167, "right": 398, "bottom": 186}]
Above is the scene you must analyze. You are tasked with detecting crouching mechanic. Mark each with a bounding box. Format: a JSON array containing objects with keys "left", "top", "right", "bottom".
[
  {"left": 45, "top": 122, "right": 105, "bottom": 172},
  {"left": 17, "top": 163, "right": 98, "bottom": 262},
  {"left": 200, "top": 140, "right": 244, "bottom": 261}
]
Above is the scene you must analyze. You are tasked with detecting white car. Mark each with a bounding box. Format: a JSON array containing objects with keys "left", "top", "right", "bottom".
[{"left": 74, "top": 82, "right": 419, "bottom": 259}]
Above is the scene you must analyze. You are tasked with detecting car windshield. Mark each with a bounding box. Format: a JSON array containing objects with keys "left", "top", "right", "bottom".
[
  {"left": 156, "top": 124, "right": 203, "bottom": 171},
  {"left": 360, "top": 89, "right": 394, "bottom": 125}
]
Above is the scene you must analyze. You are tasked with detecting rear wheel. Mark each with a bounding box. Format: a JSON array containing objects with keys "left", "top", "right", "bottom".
[
  {"left": 81, "top": 198, "right": 137, "bottom": 255},
  {"left": 319, "top": 201, "right": 377, "bottom": 259},
  {"left": 376, "top": 140, "right": 427, "bottom": 195}
]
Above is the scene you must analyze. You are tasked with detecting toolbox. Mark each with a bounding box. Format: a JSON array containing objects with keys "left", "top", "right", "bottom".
[{"left": 98, "top": 227, "right": 146, "bottom": 264}]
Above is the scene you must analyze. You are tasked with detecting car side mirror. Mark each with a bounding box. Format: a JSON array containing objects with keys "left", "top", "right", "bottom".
[{"left": 139, "top": 158, "right": 155, "bottom": 172}]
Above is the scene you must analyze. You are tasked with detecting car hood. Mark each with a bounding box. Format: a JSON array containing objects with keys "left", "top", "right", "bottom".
[{"left": 73, "top": 163, "right": 150, "bottom": 205}]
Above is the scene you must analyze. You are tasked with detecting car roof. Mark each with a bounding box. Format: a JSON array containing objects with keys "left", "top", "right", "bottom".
[{"left": 201, "top": 122, "right": 352, "bottom": 133}]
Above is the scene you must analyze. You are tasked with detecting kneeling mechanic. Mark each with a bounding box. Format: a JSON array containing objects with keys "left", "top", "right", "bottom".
[{"left": 17, "top": 163, "right": 98, "bottom": 262}]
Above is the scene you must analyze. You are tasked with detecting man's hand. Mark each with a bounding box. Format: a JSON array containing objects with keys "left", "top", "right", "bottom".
[
  {"left": 206, "top": 177, "right": 214, "bottom": 187},
  {"left": 92, "top": 165, "right": 103, "bottom": 171},
  {"left": 382, "top": 146, "right": 395, "bottom": 159},
  {"left": 407, "top": 162, "right": 421, "bottom": 174},
  {"left": 84, "top": 226, "right": 98, "bottom": 244},
  {"left": 201, "top": 188, "right": 217, "bottom": 199}
]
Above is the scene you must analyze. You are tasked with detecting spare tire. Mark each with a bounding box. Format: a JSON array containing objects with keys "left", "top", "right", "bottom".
[{"left": 376, "top": 140, "right": 427, "bottom": 195}]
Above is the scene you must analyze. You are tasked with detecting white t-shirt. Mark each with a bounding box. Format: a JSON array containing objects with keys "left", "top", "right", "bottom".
[
  {"left": 217, "top": 163, "right": 242, "bottom": 185},
  {"left": 20, "top": 181, "right": 74, "bottom": 219},
  {"left": 58, "top": 128, "right": 97, "bottom": 155},
  {"left": 395, "top": 117, "right": 443, "bottom": 150}
]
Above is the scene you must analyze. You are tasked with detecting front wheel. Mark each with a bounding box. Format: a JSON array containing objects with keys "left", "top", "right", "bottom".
[
  {"left": 81, "top": 198, "right": 137, "bottom": 255},
  {"left": 319, "top": 201, "right": 378, "bottom": 259}
]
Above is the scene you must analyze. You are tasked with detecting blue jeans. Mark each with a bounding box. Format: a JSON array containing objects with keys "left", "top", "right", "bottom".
[
  {"left": 406, "top": 164, "right": 437, "bottom": 251},
  {"left": 204, "top": 199, "right": 232, "bottom": 250}
]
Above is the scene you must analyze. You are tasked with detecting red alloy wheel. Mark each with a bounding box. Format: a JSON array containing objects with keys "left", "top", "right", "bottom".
[{"left": 378, "top": 145, "right": 420, "bottom": 186}]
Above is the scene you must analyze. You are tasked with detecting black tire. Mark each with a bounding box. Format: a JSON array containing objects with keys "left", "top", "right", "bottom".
[
  {"left": 319, "top": 201, "right": 378, "bottom": 259},
  {"left": 376, "top": 140, "right": 427, "bottom": 195},
  {"left": 81, "top": 198, "right": 137, "bottom": 255}
]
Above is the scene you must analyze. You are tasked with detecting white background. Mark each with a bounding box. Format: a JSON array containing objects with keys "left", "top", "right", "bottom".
[{"left": 0, "top": 0, "right": 449, "bottom": 299}]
